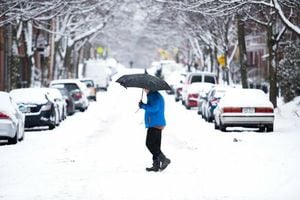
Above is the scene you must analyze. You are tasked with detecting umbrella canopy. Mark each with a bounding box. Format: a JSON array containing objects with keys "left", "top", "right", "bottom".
[{"left": 116, "top": 73, "right": 171, "bottom": 91}]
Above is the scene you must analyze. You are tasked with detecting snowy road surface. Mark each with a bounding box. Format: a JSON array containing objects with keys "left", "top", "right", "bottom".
[{"left": 1, "top": 80, "right": 300, "bottom": 200}]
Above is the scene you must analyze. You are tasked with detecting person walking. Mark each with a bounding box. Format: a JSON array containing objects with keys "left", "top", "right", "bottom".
[{"left": 139, "top": 88, "right": 171, "bottom": 172}]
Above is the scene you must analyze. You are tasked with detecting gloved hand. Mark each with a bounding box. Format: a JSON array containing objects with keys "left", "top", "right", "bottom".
[{"left": 138, "top": 101, "right": 144, "bottom": 108}]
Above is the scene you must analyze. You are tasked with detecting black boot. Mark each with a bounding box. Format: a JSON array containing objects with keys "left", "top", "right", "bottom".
[
  {"left": 146, "top": 159, "right": 160, "bottom": 172},
  {"left": 159, "top": 153, "right": 171, "bottom": 171}
]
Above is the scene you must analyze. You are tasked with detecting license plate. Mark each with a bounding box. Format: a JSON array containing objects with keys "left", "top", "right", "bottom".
[{"left": 243, "top": 107, "right": 254, "bottom": 113}]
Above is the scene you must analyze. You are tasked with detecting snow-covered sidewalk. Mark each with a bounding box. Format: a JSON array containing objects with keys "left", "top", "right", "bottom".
[{"left": 0, "top": 78, "right": 300, "bottom": 200}]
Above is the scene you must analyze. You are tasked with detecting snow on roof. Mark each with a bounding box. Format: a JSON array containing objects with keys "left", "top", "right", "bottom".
[
  {"left": 219, "top": 88, "right": 273, "bottom": 108},
  {"left": 0, "top": 92, "right": 15, "bottom": 115},
  {"left": 9, "top": 88, "right": 48, "bottom": 104}
]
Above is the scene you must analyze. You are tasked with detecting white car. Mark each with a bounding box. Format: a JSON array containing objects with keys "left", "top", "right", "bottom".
[
  {"left": 214, "top": 88, "right": 274, "bottom": 132},
  {"left": 182, "top": 82, "right": 215, "bottom": 109},
  {"left": 50, "top": 79, "right": 89, "bottom": 112},
  {"left": 181, "top": 72, "right": 217, "bottom": 109},
  {"left": 43, "top": 88, "right": 67, "bottom": 121},
  {"left": 0, "top": 92, "right": 25, "bottom": 144}
]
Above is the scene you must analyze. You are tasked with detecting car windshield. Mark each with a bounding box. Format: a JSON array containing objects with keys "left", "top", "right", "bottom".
[
  {"left": 52, "top": 83, "right": 79, "bottom": 92},
  {"left": 204, "top": 76, "right": 216, "bottom": 84},
  {"left": 191, "top": 76, "right": 202, "bottom": 83},
  {"left": 81, "top": 80, "right": 94, "bottom": 87}
]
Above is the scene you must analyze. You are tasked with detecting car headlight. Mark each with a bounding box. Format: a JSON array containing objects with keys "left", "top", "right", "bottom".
[{"left": 41, "top": 103, "right": 52, "bottom": 111}]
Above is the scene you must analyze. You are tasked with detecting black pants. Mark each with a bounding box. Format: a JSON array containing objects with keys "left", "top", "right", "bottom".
[{"left": 146, "top": 127, "right": 162, "bottom": 161}]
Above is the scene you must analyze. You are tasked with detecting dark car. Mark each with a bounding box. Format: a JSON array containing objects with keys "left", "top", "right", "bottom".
[
  {"left": 49, "top": 79, "right": 89, "bottom": 112},
  {"left": 51, "top": 86, "right": 76, "bottom": 116},
  {"left": 10, "top": 88, "right": 59, "bottom": 130},
  {"left": 203, "top": 86, "right": 228, "bottom": 122}
]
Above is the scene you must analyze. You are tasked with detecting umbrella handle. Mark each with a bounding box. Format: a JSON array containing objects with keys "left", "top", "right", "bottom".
[
  {"left": 136, "top": 89, "right": 144, "bottom": 113},
  {"left": 140, "top": 89, "right": 144, "bottom": 101}
]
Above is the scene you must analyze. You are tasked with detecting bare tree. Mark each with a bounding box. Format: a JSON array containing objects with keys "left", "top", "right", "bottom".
[{"left": 1, "top": 0, "right": 123, "bottom": 85}]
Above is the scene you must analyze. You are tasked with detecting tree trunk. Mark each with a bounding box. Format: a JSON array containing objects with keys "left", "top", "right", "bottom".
[
  {"left": 214, "top": 45, "right": 220, "bottom": 83},
  {"left": 209, "top": 47, "right": 214, "bottom": 72},
  {"left": 21, "top": 29, "right": 33, "bottom": 87},
  {"left": 267, "top": 25, "right": 277, "bottom": 108},
  {"left": 237, "top": 15, "right": 248, "bottom": 88},
  {"left": 63, "top": 45, "right": 73, "bottom": 78}
]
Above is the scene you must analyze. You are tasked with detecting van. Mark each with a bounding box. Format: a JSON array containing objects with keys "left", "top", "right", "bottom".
[{"left": 181, "top": 72, "right": 217, "bottom": 109}]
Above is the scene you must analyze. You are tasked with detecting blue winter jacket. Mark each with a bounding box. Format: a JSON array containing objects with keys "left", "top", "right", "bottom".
[{"left": 140, "top": 91, "right": 166, "bottom": 128}]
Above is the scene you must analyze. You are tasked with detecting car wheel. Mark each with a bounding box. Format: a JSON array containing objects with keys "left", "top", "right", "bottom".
[
  {"left": 258, "top": 127, "right": 265, "bottom": 132},
  {"left": 8, "top": 131, "right": 18, "bottom": 145},
  {"left": 49, "top": 111, "right": 56, "bottom": 130},
  {"left": 220, "top": 122, "right": 226, "bottom": 132},
  {"left": 49, "top": 124, "right": 55, "bottom": 130},
  {"left": 185, "top": 103, "right": 190, "bottom": 110},
  {"left": 214, "top": 121, "right": 219, "bottom": 129},
  {"left": 266, "top": 124, "right": 274, "bottom": 132},
  {"left": 19, "top": 128, "right": 25, "bottom": 141}
]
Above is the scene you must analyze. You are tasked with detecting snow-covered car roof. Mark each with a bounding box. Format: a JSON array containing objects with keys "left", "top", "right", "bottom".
[
  {"left": 218, "top": 88, "right": 273, "bottom": 108},
  {"left": 0, "top": 92, "right": 16, "bottom": 115},
  {"left": 10, "top": 88, "right": 49, "bottom": 104},
  {"left": 50, "top": 79, "right": 88, "bottom": 91},
  {"left": 50, "top": 79, "right": 83, "bottom": 85}
]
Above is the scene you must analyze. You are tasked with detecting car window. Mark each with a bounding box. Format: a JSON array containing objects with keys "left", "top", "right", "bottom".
[
  {"left": 81, "top": 80, "right": 94, "bottom": 87},
  {"left": 191, "top": 75, "right": 202, "bottom": 83},
  {"left": 52, "top": 83, "right": 79, "bottom": 92},
  {"left": 204, "top": 75, "right": 216, "bottom": 84}
]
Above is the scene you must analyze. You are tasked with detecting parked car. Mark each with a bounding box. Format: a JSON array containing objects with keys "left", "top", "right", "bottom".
[
  {"left": 0, "top": 91, "right": 25, "bottom": 144},
  {"left": 80, "top": 78, "right": 97, "bottom": 101},
  {"left": 162, "top": 69, "right": 185, "bottom": 95},
  {"left": 173, "top": 73, "right": 187, "bottom": 102},
  {"left": 197, "top": 83, "right": 215, "bottom": 115},
  {"left": 214, "top": 88, "right": 274, "bottom": 132},
  {"left": 51, "top": 85, "right": 76, "bottom": 116},
  {"left": 10, "top": 88, "right": 60, "bottom": 130},
  {"left": 49, "top": 79, "right": 89, "bottom": 112},
  {"left": 43, "top": 87, "right": 67, "bottom": 121},
  {"left": 202, "top": 85, "right": 228, "bottom": 122},
  {"left": 181, "top": 72, "right": 217, "bottom": 109}
]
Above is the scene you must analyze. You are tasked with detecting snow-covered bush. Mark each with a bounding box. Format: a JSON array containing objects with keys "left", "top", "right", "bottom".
[{"left": 278, "top": 42, "right": 300, "bottom": 103}]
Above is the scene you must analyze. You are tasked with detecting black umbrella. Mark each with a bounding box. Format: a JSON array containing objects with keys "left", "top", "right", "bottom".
[{"left": 116, "top": 73, "right": 171, "bottom": 91}]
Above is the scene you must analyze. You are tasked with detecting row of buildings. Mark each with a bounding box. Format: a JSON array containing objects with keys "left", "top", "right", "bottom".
[{"left": 0, "top": 23, "right": 52, "bottom": 91}]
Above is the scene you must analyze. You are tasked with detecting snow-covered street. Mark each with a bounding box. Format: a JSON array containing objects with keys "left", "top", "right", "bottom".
[{"left": 1, "top": 76, "right": 300, "bottom": 200}]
